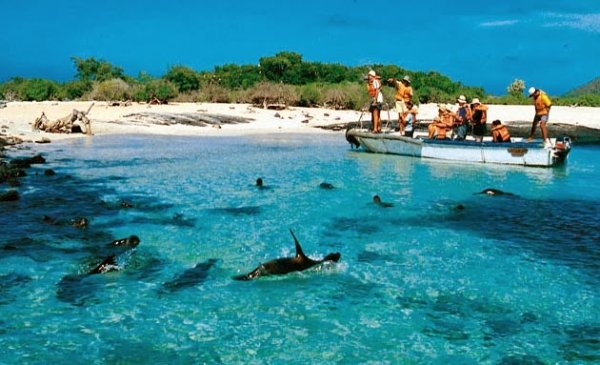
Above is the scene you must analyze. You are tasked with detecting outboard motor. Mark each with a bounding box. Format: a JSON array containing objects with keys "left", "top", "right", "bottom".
[
  {"left": 345, "top": 125, "right": 360, "bottom": 149},
  {"left": 552, "top": 136, "right": 572, "bottom": 162}
]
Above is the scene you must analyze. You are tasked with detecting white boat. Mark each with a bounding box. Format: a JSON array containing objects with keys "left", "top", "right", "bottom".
[{"left": 346, "top": 128, "right": 572, "bottom": 167}]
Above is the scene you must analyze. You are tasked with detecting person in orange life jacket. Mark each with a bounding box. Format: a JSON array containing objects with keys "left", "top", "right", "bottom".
[
  {"left": 527, "top": 86, "right": 552, "bottom": 147},
  {"left": 471, "top": 98, "right": 488, "bottom": 142},
  {"left": 403, "top": 103, "right": 418, "bottom": 137},
  {"left": 367, "top": 70, "right": 383, "bottom": 133},
  {"left": 453, "top": 95, "right": 472, "bottom": 140},
  {"left": 491, "top": 120, "right": 511, "bottom": 143},
  {"left": 387, "top": 75, "right": 413, "bottom": 134}
]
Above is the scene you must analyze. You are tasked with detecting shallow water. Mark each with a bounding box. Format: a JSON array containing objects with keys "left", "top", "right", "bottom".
[{"left": 1, "top": 133, "right": 599, "bottom": 364}]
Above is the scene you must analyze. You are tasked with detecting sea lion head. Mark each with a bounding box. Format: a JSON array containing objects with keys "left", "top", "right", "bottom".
[{"left": 324, "top": 252, "right": 341, "bottom": 262}]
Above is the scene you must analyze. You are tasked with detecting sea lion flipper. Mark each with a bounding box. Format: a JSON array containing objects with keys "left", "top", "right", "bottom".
[
  {"left": 88, "top": 255, "right": 117, "bottom": 275},
  {"left": 289, "top": 229, "right": 308, "bottom": 260}
]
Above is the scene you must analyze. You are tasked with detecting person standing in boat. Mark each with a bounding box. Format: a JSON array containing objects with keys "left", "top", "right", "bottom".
[
  {"left": 367, "top": 70, "right": 383, "bottom": 133},
  {"left": 471, "top": 98, "right": 488, "bottom": 142},
  {"left": 491, "top": 120, "right": 511, "bottom": 142},
  {"left": 387, "top": 75, "right": 413, "bottom": 134},
  {"left": 453, "top": 95, "right": 472, "bottom": 140},
  {"left": 403, "top": 103, "right": 418, "bottom": 137},
  {"left": 527, "top": 86, "right": 552, "bottom": 147}
]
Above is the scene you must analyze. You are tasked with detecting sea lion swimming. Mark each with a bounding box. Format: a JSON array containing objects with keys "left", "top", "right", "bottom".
[
  {"left": 373, "top": 195, "right": 394, "bottom": 208},
  {"left": 319, "top": 182, "right": 335, "bottom": 190},
  {"left": 255, "top": 177, "right": 272, "bottom": 190},
  {"left": 109, "top": 235, "right": 140, "bottom": 248},
  {"left": 477, "top": 188, "right": 516, "bottom": 196},
  {"left": 159, "top": 258, "right": 218, "bottom": 293},
  {"left": 89, "top": 235, "right": 141, "bottom": 274},
  {"left": 233, "top": 230, "right": 341, "bottom": 281},
  {"left": 56, "top": 236, "right": 141, "bottom": 305}
]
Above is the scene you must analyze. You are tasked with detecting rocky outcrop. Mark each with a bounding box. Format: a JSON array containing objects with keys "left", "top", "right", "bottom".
[
  {"left": 121, "top": 112, "right": 254, "bottom": 128},
  {"left": 0, "top": 189, "right": 19, "bottom": 202}
]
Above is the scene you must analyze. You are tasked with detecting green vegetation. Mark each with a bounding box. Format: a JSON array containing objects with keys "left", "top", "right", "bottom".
[
  {"left": 1, "top": 52, "right": 599, "bottom": 107},
  {"left": 566, "top": 76, "right": 600, "bottom": 96}
]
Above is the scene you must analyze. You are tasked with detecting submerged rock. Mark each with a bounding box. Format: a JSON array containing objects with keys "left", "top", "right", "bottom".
[{"left": 0, "top": 190, "right": 19, "bottom": 202}]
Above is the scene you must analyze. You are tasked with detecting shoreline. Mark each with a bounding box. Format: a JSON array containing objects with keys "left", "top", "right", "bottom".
[{"left": 2, "top": 101, "right": 600, "bottom": 145}]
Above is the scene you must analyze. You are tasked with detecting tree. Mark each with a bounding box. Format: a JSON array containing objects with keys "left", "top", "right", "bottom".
[
  {"left": 259, "top": 51, "right": 303, "bottom": 84},
  {"left": 71, "top": 56, "right": 125, "bottom": 82},
  {"left": 164, "top": 65, "right": 200, "bottom": 93},
  {"left": 507, "top": 79, "right": 525, "bottom": 96},
  {"left": 213, "top": 64, "right": 262, "bottom": 89}
]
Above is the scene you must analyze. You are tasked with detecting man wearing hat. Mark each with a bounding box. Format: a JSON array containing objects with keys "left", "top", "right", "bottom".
[
  {"left": 367, "top": 70, "right": 383, "bottom": 133},
  {"left": 527, "top": 86, "right": 552, "bottom": 146},
  {"left": 471, "top": 98, "right": 488, "bottom": 142},
  {"left": 387, "top": 75, "right": 413, "bottom": 134},
  {"left": 453, "top": 95, "right": 472, "bottom": 140}
]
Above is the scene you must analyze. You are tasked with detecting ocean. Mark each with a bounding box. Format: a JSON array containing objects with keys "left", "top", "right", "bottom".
[{"left": 1, "top": 133, "right": 598, "bottom": 364}]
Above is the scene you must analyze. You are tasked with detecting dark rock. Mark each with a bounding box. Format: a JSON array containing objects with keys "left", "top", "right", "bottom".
[
  {"left": 35, "top": 137, "right": 51, "bottom": 144},
  {"left": 0, "top": 190, "right": 19, "bottom": 202},
  {"left": 44, "top": 169, "right": 56, "bottom": 176},
  {"left": 9, "top": 154, "right": 46, "bottom": 169},
  {"left": 7, "top": 178, "right": 21, "bottom": 187},
  {"left": 0, "top": 162, "right": 26, "bottom": 184}
]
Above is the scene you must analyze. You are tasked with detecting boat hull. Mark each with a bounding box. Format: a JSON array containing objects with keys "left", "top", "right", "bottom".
[{"left": 347, "top": 129, "right": 571, "bottom": 167}]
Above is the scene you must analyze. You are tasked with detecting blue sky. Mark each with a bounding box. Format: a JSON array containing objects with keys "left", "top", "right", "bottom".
[{"left": 1, "top": 0, "right": 599, "bottom": 94}]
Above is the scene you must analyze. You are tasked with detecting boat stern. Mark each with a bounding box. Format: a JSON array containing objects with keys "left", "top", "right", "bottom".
[{"left": 551, "top": 136, "right": 572, "bottom": 165}]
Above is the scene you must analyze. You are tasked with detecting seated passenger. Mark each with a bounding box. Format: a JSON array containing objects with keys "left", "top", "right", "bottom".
[
  {"left": 428, "top": 105, "right": 453, "bottom": 139},
  {"left": 491, "top": 120, "right": 511, "bottom": 143}
]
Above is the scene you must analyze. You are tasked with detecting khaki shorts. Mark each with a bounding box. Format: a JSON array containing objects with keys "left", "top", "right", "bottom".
[
  {"left": 534, "top": 114, "right": 549, "bottom": 123},
  {"left": 395, "top": 100, "right": 408, "bottom": 114}
]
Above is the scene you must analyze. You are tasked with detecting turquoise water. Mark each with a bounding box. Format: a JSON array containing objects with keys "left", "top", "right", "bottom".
[{"left": 1, "top": 133, "right": 599, "bottom": 364}]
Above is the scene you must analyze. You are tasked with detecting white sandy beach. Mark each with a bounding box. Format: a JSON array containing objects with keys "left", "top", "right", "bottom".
[{"left": 1, "top": 101, "right": 600, "bottom": 143}]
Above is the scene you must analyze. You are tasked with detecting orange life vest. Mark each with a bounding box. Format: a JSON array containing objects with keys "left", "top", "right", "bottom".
[
  {"left": 491, "top": 124, "right": 511, "bottom": 142},
  {"left": 472, "top": 104, "right": 488, "bottom": 124},
  {"left": 395, "top": 82, "right": 413, "bottom": 102},
  {"left": 367, "top": 82, "right": 377, "bottom": 98},
  {"left": 533, "top": 90, "right": 551, "bottom": 116}
]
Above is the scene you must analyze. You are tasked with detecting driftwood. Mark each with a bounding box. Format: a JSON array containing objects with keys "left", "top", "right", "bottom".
[{"left": 33, "top": 103, "right": 94, "bottom": 135}]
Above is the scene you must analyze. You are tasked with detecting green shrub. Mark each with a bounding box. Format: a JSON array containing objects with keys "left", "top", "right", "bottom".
[
  {"left": 22, "top": 79, "right": 60, "bottom": 101},
  {"left": 134, "top": 79, "right": 178, "bottom": 103},
  {"left": 298, "top": 83, "right": 323, "bottom": 107},
  {"left": 164, "top": 65, "right": 200, "bottom": 93},
  {"left": 60, "top": 80, "right": 92, "bottom": 100},
  {"left": 213, "top": 64, "right": 262, "bottom": 89},
  {"left": 200, "top": 83, "right": 231, "bottom": 103},
  {"left": 0, "top": 78, "right": 25, "bottom": 100},
  {"left": 247, "top": 82, "right": 299, "bottom": 106},
  {"left": 89, "top": 78, "right": 132, "bottom": 101}
]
